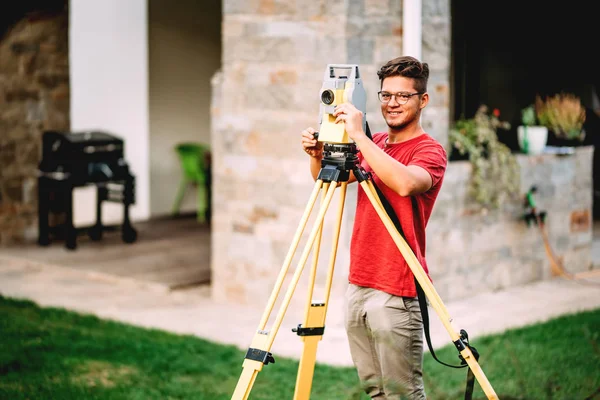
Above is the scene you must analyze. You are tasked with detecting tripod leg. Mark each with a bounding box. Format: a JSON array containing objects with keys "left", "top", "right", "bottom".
[
  {"left": 359, "top": 181, "right": 499, "bottom": 400},
  {"left": 37, "top": 177, "right": 50, "bottom": 246},
  {"left": 301, "top": 182, "right": 329, "bottom": 311},
  {"left": 231, "top": 180, "right": 339, "bottom": 400},
  {"left": 232, "top": 331, "right": 271, "bottom": 400},
  {"left": 290, "top": 182, "right": 329, "bottom": 400},
  {"left": 258, "top": 179, "right": 323, "bottom": 329},
  {"left": 293, "top": 182, "right": 348, "bottom": 400},
  {"left": 321, "top": 182, "right": 347, "bottom": 317},
  {"left": 264, "top": 181, "right": 338, "bottom": 350}
]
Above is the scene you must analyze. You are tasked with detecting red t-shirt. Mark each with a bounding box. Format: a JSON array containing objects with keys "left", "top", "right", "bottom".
[{"left": 349, "top": 132, "right": 447, "bottom": 298}]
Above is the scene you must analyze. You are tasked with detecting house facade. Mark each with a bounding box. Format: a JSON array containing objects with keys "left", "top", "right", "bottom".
[
  {"left": 0, "top": 0, "right": 595, "bottom": 311},
  {"left": 208, "top": 0, "right": 595, "bottom": 308}
]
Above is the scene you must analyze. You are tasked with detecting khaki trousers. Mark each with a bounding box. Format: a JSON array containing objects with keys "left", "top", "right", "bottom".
[{"left": 344, "top": 284, "right": 425, "bottom": 400}]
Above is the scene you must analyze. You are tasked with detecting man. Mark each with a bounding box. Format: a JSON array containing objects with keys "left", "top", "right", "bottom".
[{"left": 300, "top": 56, "right": 447, "bottom": 399}]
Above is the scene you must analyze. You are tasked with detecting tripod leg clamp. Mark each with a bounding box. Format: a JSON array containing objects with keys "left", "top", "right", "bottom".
[
  {"left": 317, "top": 164, "right": 349, "bottom": 182},
  {"left": 456, "top": 329, "right": 480, "bottom": 400},
  {"left": 292, "top": 324, "right": 325, "bottom": 336},
  {"left": 353, "top": 167, "right": 371, "bottom": 183},
  {"left": 244, "top": 348, "right": 275, "bottom": 365},
  {"left": 455, "top": 329, "right": 480, "bottom": 365}
]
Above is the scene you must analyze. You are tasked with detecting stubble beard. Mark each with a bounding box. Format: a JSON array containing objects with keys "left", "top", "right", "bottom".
[
  {"left": 385, "top": 110, "right": 419, "bottom": 131},
  {"left": 386, "top": 119, "right": 408, "bottom": 130}
]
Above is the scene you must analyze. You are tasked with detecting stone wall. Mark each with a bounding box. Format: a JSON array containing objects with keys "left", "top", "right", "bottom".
[
  {"left": 211, "top": 0, "right": 452, "bottom": 306},
  {"left": 0, "top": 6, "right": 69, "bottom": 246},
  {"left": 428, "top": 147, "right": 595, "bottom": 301},
  {"left": 211, "top": 0, "right": 596, "bottom": 310}
]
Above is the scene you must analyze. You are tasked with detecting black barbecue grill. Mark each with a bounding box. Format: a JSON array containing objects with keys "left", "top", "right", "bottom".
[{"left": 37, "top": 130, "right": 137, "bottom": 250}]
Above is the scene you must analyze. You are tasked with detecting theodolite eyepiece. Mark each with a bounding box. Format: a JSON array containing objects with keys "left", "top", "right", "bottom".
[{"left": 320, "top": 89, "right": 335, "bottom": 105}]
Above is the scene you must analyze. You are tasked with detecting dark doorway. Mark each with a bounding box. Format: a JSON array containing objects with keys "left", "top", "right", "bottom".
[
  {"left": 1, "top": 0, "right": 65, "bottom": 38},
  {"left": 451, "top": 0, "right": 600, "bottom": 217}
]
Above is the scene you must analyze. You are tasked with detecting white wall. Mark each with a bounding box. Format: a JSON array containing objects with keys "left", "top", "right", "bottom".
[
  {"left": 69, "top": 0, "right": 150, "bottom": 225},
  {"left": 148, "top": 0, "right": 221, "bottom": 216}
]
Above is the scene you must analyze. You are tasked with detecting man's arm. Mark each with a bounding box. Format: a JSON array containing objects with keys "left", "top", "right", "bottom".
[
  {"left": 331, "top": 104, "right": 431, "bottom": 196},
  {"left": 301, "top": 127, "right": 323, "bottom": 180},
  {"left": 308, "top": 153, "right": 322, "bottom": 181},
  {"left": 353, "top": 135, "right": 432, "bottom": 196}
]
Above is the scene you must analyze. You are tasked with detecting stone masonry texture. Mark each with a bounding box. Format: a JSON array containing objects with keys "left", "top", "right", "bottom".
[
  {"left": 211, "top": 0, "right": 595, "bottom": 308},
  {"left": 0, "top": 5, "right": 70, "bottom": 246},
  {"left": 0, "top": 1, "right": 594, "bottom": 310}
]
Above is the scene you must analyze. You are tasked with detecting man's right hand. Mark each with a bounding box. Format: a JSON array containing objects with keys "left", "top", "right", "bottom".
[{"left": 301, "top": 127, "right": 323, "bottom": 159}]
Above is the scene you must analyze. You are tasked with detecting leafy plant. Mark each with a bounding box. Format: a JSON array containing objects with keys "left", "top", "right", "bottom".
[
  {"left": 449, "top": 105, "right": 520, "bottom": 209},
  {"left": 535, "top": 93, "right": 586, "bottom": 140},
  {"left": 521, "top": 104, "right": 537, "bottom": 126}
]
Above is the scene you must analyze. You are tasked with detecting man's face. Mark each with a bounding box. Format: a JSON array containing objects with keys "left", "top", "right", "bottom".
[{"left": 379, "top": 75, "right": 424, "bottom": 131}]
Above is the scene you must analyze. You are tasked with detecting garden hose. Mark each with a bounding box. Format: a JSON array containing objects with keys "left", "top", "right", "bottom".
[
  {"left": 524, "top": 186, "right": 600, "bottom": 285},
  {"left": 521, "top": 126, "right": 529, "bottom": 154}
]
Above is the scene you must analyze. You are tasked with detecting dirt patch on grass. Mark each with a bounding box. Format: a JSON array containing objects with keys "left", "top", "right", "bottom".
[{"left": 71, "top": 360, "right": 138, "bottom": 388}]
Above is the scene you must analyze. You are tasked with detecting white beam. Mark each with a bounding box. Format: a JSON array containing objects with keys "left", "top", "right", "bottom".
[{"left": 402, "top": 0, "right": 422, "bottom": 59}]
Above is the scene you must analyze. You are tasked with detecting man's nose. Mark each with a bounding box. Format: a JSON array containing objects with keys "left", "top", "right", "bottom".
[{"left": 388, "top": 95, "right": 401, "bottom": 106}]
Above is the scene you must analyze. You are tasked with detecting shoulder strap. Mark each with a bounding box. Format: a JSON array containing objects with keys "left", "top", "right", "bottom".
[
  {"left": 370, "top": 181, "right": 480, "bottom": 399},
  {"left": 370, "top": 182, "right": 464, "bottom": 367}
]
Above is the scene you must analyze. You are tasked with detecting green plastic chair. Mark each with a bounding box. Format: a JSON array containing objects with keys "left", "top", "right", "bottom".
[{"left": 172, "top": 142, "right": 211, "bottom": 223}]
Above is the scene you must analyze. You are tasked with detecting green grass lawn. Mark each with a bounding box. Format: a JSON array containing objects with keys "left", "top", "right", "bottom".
[{"left": 0, "top": 294, "right": 599, "bottom": 400}]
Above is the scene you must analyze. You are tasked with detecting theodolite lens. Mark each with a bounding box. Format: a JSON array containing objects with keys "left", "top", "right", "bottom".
[{"left": 321, "top": 89, "right": 335, "bottom": 105}]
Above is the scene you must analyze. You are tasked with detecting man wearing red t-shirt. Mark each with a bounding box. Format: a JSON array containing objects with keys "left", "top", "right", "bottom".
[{"left": 301, "top": 56, "right": 447, "bottom": 399}]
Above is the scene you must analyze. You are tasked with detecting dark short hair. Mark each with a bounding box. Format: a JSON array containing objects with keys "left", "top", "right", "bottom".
[{"left": 377, "top": 56, "right": 429, "bottom": 93}]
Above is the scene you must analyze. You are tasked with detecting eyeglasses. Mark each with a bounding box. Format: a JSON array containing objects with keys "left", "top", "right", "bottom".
[{"left": 377, "top": 91, "right": 424, "bottom": 104}]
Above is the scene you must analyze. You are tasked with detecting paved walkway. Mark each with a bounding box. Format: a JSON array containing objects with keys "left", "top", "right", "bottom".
[{"left": 1, "top": 254, "right": 600, "bottom": 367}]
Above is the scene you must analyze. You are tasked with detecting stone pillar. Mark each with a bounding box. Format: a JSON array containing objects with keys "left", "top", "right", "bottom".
[
  {"left": 0, "top": 5, "right": 70, "bottom": 246},
  {"left": 211, "top": 0, "right": 452, "bottom": 306},
  {"left": 421, "top": 0, "right": 451, "bottom": 149}
]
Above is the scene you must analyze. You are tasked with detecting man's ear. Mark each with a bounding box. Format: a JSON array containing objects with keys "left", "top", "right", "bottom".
[{"left": 420, "top": 93, "right": 429, "bottom": 110}]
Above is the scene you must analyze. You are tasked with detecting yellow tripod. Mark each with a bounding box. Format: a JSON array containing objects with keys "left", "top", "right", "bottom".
[{"left": 230, "top": 142, "right": 499, "bottom": 400}]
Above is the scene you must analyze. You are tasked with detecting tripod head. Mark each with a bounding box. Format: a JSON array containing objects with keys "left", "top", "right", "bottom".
[
  {"left": 321, "top": 119, "right": 373, "bottom": 169},
  {"left": 314, "top": 141, "right": 360, "bottom": 183},
  {"left": 316, "top": 125, "right": 372, "bottom": 184}
]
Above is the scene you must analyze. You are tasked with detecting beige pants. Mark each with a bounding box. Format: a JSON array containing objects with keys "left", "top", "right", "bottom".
[{"left": 344, "top": 284, "right": 425, "bottom": 400}]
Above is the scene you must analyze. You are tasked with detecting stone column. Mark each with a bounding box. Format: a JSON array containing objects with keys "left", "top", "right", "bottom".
[{"left": 0, "top": 7, "right": 70, "bottom": 246}]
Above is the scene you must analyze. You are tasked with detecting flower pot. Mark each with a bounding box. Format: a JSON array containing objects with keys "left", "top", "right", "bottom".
[
  {"left": 546, "top": 129, "right": 586, "bottom": 147},
  {"left": 517, "top": 125, "right": 548, "bottom": 155}
]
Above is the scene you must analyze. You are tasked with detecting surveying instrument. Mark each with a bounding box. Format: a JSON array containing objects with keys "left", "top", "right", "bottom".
[{"left": 231, "top": 64, "right": 499, "bottom": 399}]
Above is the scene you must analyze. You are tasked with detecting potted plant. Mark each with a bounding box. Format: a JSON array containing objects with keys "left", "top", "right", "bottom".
[
  {"left": 536, "top": 93, "right": 586, "bottom": 144},
  {"left": 517, "top": 104, "right": 548, "bottom": 155},
  {"left": 449, "top": 105, "right": 520, "bottom": 209}
]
